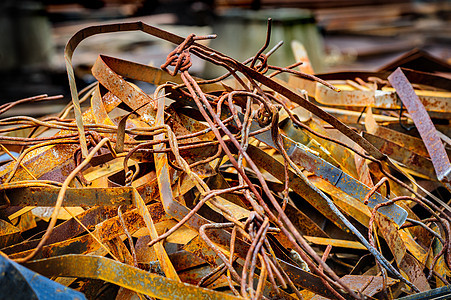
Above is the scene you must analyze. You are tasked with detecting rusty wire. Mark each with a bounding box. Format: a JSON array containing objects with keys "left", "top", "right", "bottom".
[{"left": 157, "top": 31, "right": 366, "bottom": 298}]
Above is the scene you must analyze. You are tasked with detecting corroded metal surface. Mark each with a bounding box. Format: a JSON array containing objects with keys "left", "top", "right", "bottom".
[{"left": 0, "top": 21, "right": 450, "bottom": 300}]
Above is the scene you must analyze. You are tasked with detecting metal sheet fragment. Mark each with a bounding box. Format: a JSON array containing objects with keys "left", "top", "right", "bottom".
[{"left": 388, "top": 68, "right": 451, "bottom": 189}]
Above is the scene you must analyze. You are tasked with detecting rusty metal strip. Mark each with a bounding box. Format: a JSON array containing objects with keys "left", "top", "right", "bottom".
[
  {"left": 7, "top": 233, "right": 96, "bottom": 261},
  {"left": 4, "top": 186, "right": 133, "bottom": 207},
  {"left": 388, "top": 68, "right": 451, "bottom": 190},
  {"left": 63, "top": 21, "right": 193, "bottom": 156},
  {"left": 0, "top": 144, "right": 78, "bottom": 183},
  {"left": 336, "top": 275, "right": 399, "bottom": 298},
  {"left": 312, "top": 82, "right": 450, "bottom": 112},
  {"left": 132, "top": 189, "right": 180, "bottom": 281},
  {"left": 24, "top": 254, "right": 241, "bottom": 300},
  {"left": 279, "top": 117, "right": 345, "bottom": 171},
  {"left": 92, "top": 56, "right": 154, "bottom": 117},
  {"left": 363, "top": 132, "right": 436, "bottom": 180},
  {"left": 308, "top": 175, "right": 371, "bottom": 228},
  {"left": 369, "top": 125, "right": 434, "bottom": 158},
  {"left": 90, "top": 84, "right": 116, "bottom": 127},
  {"left": 97, "top": 55, "right": 224, "bottom": 93},
  {"left": 283, "top": 200, "right": 330, "bottom": 238},
  {"left": 96, "top": 202, "right": 168, "bottom": 242},
  {"left": 304, "top": 236, "right": 366, "bottom": 250},
  {"left": 289, "top": 144, "right": 407, "bottom": 225}
]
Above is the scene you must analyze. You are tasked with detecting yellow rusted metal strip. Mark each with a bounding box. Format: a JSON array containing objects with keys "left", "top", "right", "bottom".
[
  {"left": 321, "top": 106, "right": 402, "bottom": 123},
  {"left": 25, "top": 255, "right": 242, "bottom": 300},
  {"left": 304, "top": 236, "right": 367, "bottom": 250},
  {"left": 8, "top": 207, "right": 35, "bottom": 221},
  {"left": 363, "top": 132, "right": 436, "bottom": 180},
  {"left": 96, "top": 55, "right": 224, "bottom": 93},
  {"left": 5, "top": 186, "right": 133, "bottom": 207},
  {"left": 83, "top": 157, "right": 133, "bottom": 183},
  {"left": 92, "top": 56, "right": 155, "bottom": 119},
  {"left": 132, "top": 189, "right": 180, "bottom": 281},
  {"left": 367, "top": 124, "right": 433, "bottom": 158}
]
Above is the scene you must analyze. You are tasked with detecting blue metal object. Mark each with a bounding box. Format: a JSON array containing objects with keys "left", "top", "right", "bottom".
[
  {"left": 397, "top": 285, "right": 451, "bottom": 300},
  {"left": 0, "top": 254, "right": 86, "bottom": 300}
]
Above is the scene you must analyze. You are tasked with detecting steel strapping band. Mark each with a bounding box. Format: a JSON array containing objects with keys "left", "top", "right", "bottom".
[
  {"left": 25, "top": 254, "right": 241, "bottom": 300},
  {"left": 4, "top": 186, "right": 133, "bottom": 207}
]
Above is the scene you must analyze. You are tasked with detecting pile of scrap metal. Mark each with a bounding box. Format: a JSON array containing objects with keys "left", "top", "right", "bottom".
[{"left": 1, "top": 20, "right": 451, "bottom": 300}]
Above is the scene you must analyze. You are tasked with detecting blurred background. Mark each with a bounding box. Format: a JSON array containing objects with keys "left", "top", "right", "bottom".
[{"left": 0, "top": 0, "right": 450, "bottom": 112}]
